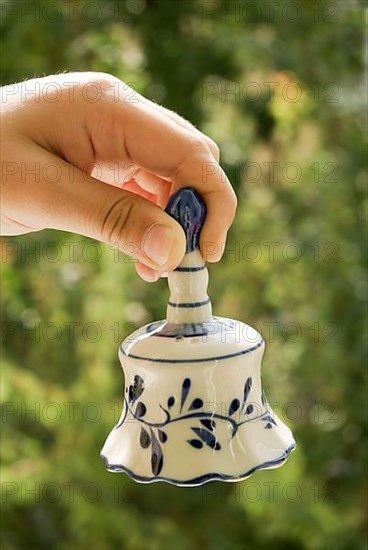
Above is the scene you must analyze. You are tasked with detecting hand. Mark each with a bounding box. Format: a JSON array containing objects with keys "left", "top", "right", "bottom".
[{"left": 1, "top": 72, "right": 237, "bottom": 281}]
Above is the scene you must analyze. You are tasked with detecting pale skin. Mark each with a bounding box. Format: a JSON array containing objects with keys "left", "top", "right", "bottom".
[{"left": 1, "top": 72, "right": 237, "bottom": 281}]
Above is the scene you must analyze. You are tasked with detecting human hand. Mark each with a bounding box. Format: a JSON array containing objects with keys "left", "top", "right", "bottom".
[{"left": 1, "top": 72, "right": 237, "bottom": 281}]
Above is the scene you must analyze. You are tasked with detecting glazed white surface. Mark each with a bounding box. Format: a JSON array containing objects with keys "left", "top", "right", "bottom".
[
  {"left": 102, "top": 336, "right": 296, "bottom": 485},
  {"left": 101, "top": 246, "right": 296, "bottom": 485}
]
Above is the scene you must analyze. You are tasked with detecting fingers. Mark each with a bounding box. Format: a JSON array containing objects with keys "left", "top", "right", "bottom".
[
  {"left": 121, "top": 178, "right": 157, "bottom": 202},
  {"left": 2, "top": 73, "right": 237, "bottom": 265},
  {"left": 135, "top": 261, "right": 160, "bottom": 283},
  {"left": 43, "top": 73, "right": 235, "bottom": 260},
  {"left": 91, "top": 84, "right": 237, "bottom": 260},
  {"left": 4, "top": 143, "right": 186, "bottom": 272},
  {"left": 172, "top": 153, "right": 237, "bottom": 261},
  {"left": 141, "top": 96, "right": 220, "bottom": 162},
  {"left": 132, "top": 169, "right": 172, "bottom": 208}
]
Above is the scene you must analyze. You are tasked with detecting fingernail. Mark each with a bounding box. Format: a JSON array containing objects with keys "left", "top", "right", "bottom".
[
  {"left": 141, "top": 269, "right": 159, "bottom": 283},
  {"left": 142, "top": 224, "right": 176, "bottom": 268}
]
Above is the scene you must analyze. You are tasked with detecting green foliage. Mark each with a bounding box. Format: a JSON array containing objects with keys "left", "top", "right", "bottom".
[{"left": 1, "top": 1, "right": 366, "bottom": 549}]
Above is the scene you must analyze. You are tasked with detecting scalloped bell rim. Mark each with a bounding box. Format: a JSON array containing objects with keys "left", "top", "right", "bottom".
[{"left": 100, "top": 442, "right": 296, "bottom": 487}]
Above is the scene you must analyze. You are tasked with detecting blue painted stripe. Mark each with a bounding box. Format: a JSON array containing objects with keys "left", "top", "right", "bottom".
[
  {"left": 155, "top": 332, "right": 209, "bottom": 338},
  {"left": 175, "top": 266, "right": 206, "bottom": 272},
  {"left": 168, "top": 298, "right": 210, "bottom": 308},
  {"left": 120, "top": 338, "right": 264, "bottom": 363},
  {"left": 100, "top": 443, "right": 296, "bottom": 486}
]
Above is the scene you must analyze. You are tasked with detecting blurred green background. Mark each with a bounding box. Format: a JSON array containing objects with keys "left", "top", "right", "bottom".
[{"left": 1, "top": 0, "right": 367, "bottom": 548}]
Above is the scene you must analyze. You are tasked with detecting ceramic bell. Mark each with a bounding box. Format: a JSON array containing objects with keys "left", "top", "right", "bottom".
[{"left": 101, "top": 187, "right": 296, "bottom": 486}]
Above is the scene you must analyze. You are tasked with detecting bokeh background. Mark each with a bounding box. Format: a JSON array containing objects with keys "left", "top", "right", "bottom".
[{"left": 1, "top": 0, "right": 367, "bottom": 548}]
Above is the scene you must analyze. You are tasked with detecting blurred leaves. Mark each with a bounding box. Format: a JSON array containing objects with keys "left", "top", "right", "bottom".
[{"left": 0, "top": 0, "right": 367, "bottom": 549}]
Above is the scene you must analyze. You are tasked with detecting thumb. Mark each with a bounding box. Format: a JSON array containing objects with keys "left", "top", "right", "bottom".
[
  {"left": 28, "top": 155, "right": 187, "bottom": 271},
  {"left": 90, "top": 183, "right": 187, "bottom": 272}
]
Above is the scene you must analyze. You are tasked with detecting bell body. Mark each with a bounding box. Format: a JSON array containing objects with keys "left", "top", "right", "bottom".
[
  {"left": 101, "top": 247, "right": 296, "bottom": 486},
  {"left": 101, "top": 316, "right": 296, "bottom": 486},
  {"left": 101, "top": 188, "right": 296, "bottom": 485}
]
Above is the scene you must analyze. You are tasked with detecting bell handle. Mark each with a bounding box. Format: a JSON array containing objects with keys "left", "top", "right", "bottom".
[
  {"left": 165, "top": 188, "right": 212, "bottom": 324},
  {"left": 165, "top": 187, "right": 206, "bottom": 254}
]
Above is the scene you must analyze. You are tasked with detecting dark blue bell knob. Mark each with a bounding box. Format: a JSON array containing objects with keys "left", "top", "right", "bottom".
[{"left": 165, "top": 187, "right": 206, "bottom": 253}]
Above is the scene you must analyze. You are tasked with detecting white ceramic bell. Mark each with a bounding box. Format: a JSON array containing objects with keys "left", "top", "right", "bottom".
[{"left": 101, "top": 188, "right": 296, "bottom": 486}]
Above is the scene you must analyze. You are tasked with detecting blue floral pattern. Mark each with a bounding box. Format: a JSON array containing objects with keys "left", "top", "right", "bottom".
[{"left": 116, "top": 374, "right": 277, "bottom": 477}]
